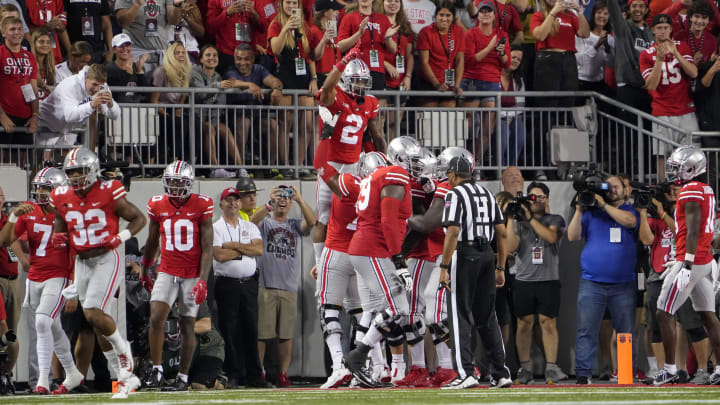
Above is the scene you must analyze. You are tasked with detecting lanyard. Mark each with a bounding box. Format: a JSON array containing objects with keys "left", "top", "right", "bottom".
[
  {"left": 435, "top": 24, "right": 452, "bottom": 67},
  {"left": 224, "top": 220, "right": 238, "bottom": 242},
  {"left": 689, "top": 31, "right": 705, "bottom": 56},
  {"left": 495, "top": 0, "right": 508, "bottom": 29},
  {"left": 363, "top": 12, "right": 375, "bottom": 48}
]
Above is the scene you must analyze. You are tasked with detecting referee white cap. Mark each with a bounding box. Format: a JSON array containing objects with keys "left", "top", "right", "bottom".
[{"left": 446, "top": 156, "right": 472, "bottom": 177}]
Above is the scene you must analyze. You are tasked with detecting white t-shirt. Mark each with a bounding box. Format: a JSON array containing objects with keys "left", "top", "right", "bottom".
[
  {"left": 403, "top": 0, "right": 436, "bottom": 36},
  {"left": 212, "top": 217, "right": 262, "bottom": 279}
]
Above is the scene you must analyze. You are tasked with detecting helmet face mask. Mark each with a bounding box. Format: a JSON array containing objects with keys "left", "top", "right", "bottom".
[
  {"left": 436, "top": 147, "right": 474, "bottom": 179},
  {"left": 665, "top": 145, "right": 706, "bottom": 185},
  {"left": 63, "top": 147, "right": 100, "bottom": 191},
  {"left": 65, "top": 167, "right": 94, "bottom": 191},
  {"left": 358, "top": 152, "right": 389, "bottom": 178},
  {"left": 387, "top": 136, "right": 423, "bottom": 174},
  {"left": 340, "top": 59, "right": 372, "bottom": 98},
  {"left": 31, "top": 167, "right": 67, "bottom": 204},
  {"left": 163, "top": 160, "right": 194, "bottom": 199}
]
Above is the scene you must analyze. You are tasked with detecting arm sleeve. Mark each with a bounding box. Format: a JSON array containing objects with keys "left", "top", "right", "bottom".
[
  {"left": 337, "top": 12, "right": 354, "bottom": 42},
  {"left": 607, "top": 0, "right": 628, "bottom": 40},
  {"left": 201, "top": 198, "right": 214, "bottom": 221},
  {"left": 529, "top": 12, "right": 544, "bottom": 33},
  {"left": 416, "top": 27, "right": 431, "bottom": 51},
  {"left": 61, "top": 84, "right": 96, "bottom": 125},
  {"left": 639, "top": 50, "right": 652, "bottom": 80}
]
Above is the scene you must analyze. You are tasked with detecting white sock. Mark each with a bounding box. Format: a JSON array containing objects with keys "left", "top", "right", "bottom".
[
  {"left": 37, "top": 374, "right": 49, "bottom": 391},
  {"left": 435, "top": 341, "right": 453, "bottom": 369},
  {"left": 35, "top": 314, "right": 53, "bottom": 388},
  {"left": 409, "top": 342, "right": 426, "bottom": 368},
  {"left": 177, "top": 372, "right": 188, "bottom": 383},
  {"left": 665, "top": 363, "right": 677, "bottom": 374},
  {"left": 715, "top": 365, "right": 720, "bottom": 374},
  {"left": 153, "top": 364, "right": 164, "bottom": 373},
  {"left": 326, "top": 334, "right": 344, "bottom": 370},
  {"left": 106, "top": 329, "right": 127, "bottom": 355},
  {"left": 391, "top": 353, "right": 404, "bottom": 365},
  {"left": 103, "top": 350, "right": 120, "bottom": 377},
  {"left": 355, "top": 312, "right": 373, "bottom": 345},
  {"left": 314, "top": 243, "right": 325, "bottom": 267},
  {"left": 647, "top": 356, "right": 658, "bottom": 370},
  {"left": 51, "top": 316, "right": 77, "bottom": 372},
  {"left": 371, "top": 341, "right": 385, "bottom": 367},
  {"left": 362, "top": 326, "right": 384, "bottom": 347}
]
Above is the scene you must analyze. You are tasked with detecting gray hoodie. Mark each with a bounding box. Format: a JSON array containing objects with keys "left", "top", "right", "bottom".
[{"left": 608, "top": 0, "right": 655, "bottom": 88}]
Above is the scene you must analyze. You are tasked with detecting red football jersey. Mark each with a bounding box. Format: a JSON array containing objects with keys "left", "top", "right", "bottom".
[
  {"left": 639, "top": 41, "right": 696, "bottom": 116},
  {"left": 0, "top": 45, "right": 38, "bottom": 119},
  {"left": 348, "top": 166, "right": 412, "bottom": 257},
  {"left": 325, "top": 173, "right": 361, "bottom": 252},
  {"left": 674, "top": 181, "right": 715, "bottom": 265},
  {"left": 416, "top": 23, "right": 465, "bottom": 85},
  {"left": 147, "top": 194, "right": 214, "bottom": 278},
  {"left": 315, "top": 87, "right": 380, "bottom": 170},
  {"left": 407, "top": 180, "right": 436, "bottom": 261},
  {"left": 50, "top": 180, "right": 126, "bottom": 253},
  {"left": 530, "top": 11, "right": 579, "bottom": 52},
  {"left": 463, "top": 27, "right": 510, "bottom": 83},
  {"left": 14, "top": 202, "right": 71, "bottom": 282},
  {"left": 426, "top": 181, "right": 450, "bottom": 258},
  {"left": 337, "top": 11, "right": 393, "bottom": 74}
]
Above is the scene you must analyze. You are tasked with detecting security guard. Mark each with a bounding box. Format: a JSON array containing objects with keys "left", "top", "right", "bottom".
[
  {"left": 236, "top": 177, "right": 261, "bottom": 221},
  {"left": 438, "top": 157, "right": 512, "bottom": 389}
]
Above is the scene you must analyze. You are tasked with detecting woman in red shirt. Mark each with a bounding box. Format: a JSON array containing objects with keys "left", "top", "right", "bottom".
[
  {"left": 311, "top": 0, "right": 344, "bottom": 87},
  {"left": 268, "top": 0, "right": 320, "bottom": 166},
  {"left": 461, "top": 0, "right": 510, "bottom": 160},
  {"left": 416, "top": 1, "right": 464, "bottom": 107}
]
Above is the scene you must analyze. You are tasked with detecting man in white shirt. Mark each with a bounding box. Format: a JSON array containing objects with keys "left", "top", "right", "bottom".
[{"left": 212, "top": 186, "right": 272, "bottom": 389}]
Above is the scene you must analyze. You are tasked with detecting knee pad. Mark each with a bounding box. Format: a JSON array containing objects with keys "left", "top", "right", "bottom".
[
  {"left": 35, "top": 313, "right": 53, "bottom": 335},
  {"left": 387, "top": 324, "right": 406, "bottom": 347},
  {"left": 403, "top": 319, "right": 426, "bottom": 346},
  {"left": 319, "top": 304, "right": 343, "bottom": 338},
  {"left": 429, "top": 320, "right": 451, "bottom": 345},
  {"left": 687, "top": 326, "right": 708, "bottom": 343}
]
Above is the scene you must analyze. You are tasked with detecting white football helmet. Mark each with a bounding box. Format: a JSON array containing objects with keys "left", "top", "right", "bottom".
[
  {"left": 387, "top": 136, "right": 423, "bottom": 174},
  {"left": 31, "top": 167, "right": 67, "bottom": 204},
  {"left": 358, "top": 152, "right": 389, "bottom": 178},
  {"left": 408, "top": 147, "right": 437, "bottom": 179},
  {"left": 63, "top": 147, "right": 100, "bottom": 191},
  {"left": 436, "top": 147, "right": 474, "bottom": 178},
  {"left": 666, "top": 145, "right": 706, "bottom": 185},
  {"left": 163, "top": 160, "right": 194, "bottom": 199},
  {"left": 339, "top": 59, "right": 372, "bottom": 98}
]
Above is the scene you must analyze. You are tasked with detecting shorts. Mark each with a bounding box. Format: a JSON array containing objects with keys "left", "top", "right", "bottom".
[
  {"left": 316, "top": 247, "right": 361, "bottom": 309},
  {"left": 0, "top": 277, "right": 19, "bottom": 328},
  {"left": 652, "top": 113, "right": 699, "bottom": 156},
  {"left": 370, "top": 71, "right": 386, "bottom": 93},
  {"left": 150, "top": 272, "right": 200, "bottom": 318},
  {"left": 315, "top": 161, "right": 357, "bottom": 224},
  {"left": 74, "top": 249, "right": 122, "bottom": 314},
  {"left": 258, "top": 287, "right": 298, "bottom": 340},
  {"left": 657, "top": 261, "right": 715, "bottom": 315},
  {"left": 27, "top": 277, "right": 69, "bottom": 319},
  {"left": 189, "top": 355, "right": 223, "bottom": 388},
  {"left": 513, "top": 279, "right": 561, "bottom": 318},
  {"left": 459, "top": 78, "right": 502, "bottom": 103}
]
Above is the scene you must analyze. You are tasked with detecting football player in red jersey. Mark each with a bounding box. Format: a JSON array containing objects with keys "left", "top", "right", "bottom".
[
  {"left": 0, "top": 168, "right": 84, "bottom": 395},
  {"left": 312, "top": 49, "right": 387, "bottom": 274},
  {"left": 343, "top": 138, "right": 422, "bottom": 387},
  {"left": 142, "top": 161, "right": 214, "bottom": 391},
  {"left": 653, "top": 145, "right": 720, "bottom": 385},
  {"left": 49, "top": 147, "right": 146, "bottom": 399}
]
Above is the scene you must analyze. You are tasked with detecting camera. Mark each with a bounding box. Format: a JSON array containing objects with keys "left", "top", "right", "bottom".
[
  {"left": 572, "top": 168, "right": 610, "bottom": 208},
  {"left": 630, "top": 181, "right": 671, "bottom": 216},
  {"left": 505, "top": 192, "right": 536, "bottom": 221},
  {"left": 0, "top": 330, "right": 15, "bottom": 348},
  {"left": 278, "top": 185, "right": 294, "bottom": 199},
  {"left": 0, "top": 330, "right": 16, "bottom": 395}
]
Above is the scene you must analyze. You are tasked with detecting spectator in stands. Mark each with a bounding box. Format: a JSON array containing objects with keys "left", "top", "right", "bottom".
[
  {"left": 212, "top": 187, "right": 270, "bottom": 388},
  {"left": 575, "top": 1, "right": 614, "bottom": 99},
  {"left": 568, "top": 175, "right": 639, "bottom": 384},
  {"left": 416, "top": 1, "right": 464, "bottom": 107},
  {"left": 461, "top": 0, "right": 510, "bottom": 161},
  {"left": 55, "top": 41, "right": 93, "bottom": 82},
  {"left": 466, "top": 0, "right": 524, "bottom": 44},
  {"left": 338, "top": 0, "right": 398, "bottom": 110},
  {"left": 250, "top": 185, "right": 315, "bottom": 388},
  {"left": 674, "top": 0, "right": 717, "bottom": 67},
  {"left": 190, "top": 44, "right": 243, "bottom": 178},
  {"left": 64, "top": 0, "right": 113, "bottom": 63},
  {"left": 268, "top": 0, "right": 320, "bottom": 168},
  {"left": 31, "top": 28, "right": 54, "bottom": 100},
  {"left": 506, "top": 181, "right": 567, "bottom": 385},
  {"left": 378, "top": 0, "right": 413, "bottom": 136},
  {"left": 0, "top": 4, "right": 30, "bottom": 49},
  {"left": 697, "top": 42, "right": 720, "bottom": 131},
  {"left": 639, "top": 14, "right": 698, "bottom": 180},
  {"left": 170, "top": 0, "right": 204, "bottom": 61},
  {"left": 502, "top": 165, "right": 525, "bottom": 196},
  {"left": 25, "top": 0, "right": 71, "bottom": 64},
  {"left": 105, "top": 33, "right": 150, "bottom": 103},
  {"left": 500, "top": 45, "right": 527, "bottom": 166},
  {"left": 115, "top": 0, "right": 184, "bottom": 72},
  {"left": 311, "top": 0, "right": 344, "bottom": 87},
  {"left": 207, "top": 0, "right": 258, "bottom": 73},
  {"left": 250, "top": 0, "right": 279, "bottom": 73},
  {"left": 188, "top": 302, "right": 226, "bottom": 390},
  {"left": 221, "top": 43, "right": 283, "bottom": 171},
  {"left": 402, "top": 0, "right": 436, "bottom": 35},
  {"left": 517, "top": 0, "right": 538, "bottom": 91},
  {"left": 662, "top": 0, "right": 720, "bottom": 35},
  {"left": 151, "top": 41, "right": 192, "bottom": 164}
]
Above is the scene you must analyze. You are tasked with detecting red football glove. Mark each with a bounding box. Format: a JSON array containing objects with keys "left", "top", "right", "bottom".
[
  {"left": 336, "top": 47, "right": 361, "bottom": 72},
  {"left": 190, "top": 279, "right": 207, "bottom": 304},
  {"left": 100, "top": 234, "right": 123, "bottom": 250},
  {"left": 51, "top": 232, "right": 68, "bottom": 249},
  {"left": 141, "top": 274, "right": 154, "bottom": 292}
]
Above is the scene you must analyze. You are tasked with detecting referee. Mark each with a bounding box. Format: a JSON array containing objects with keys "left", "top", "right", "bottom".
[{"left": 439, "top": 157, "right": 512, "bottom": 389}]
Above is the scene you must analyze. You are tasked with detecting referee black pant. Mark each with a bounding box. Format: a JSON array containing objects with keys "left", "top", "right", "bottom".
[{"left": 448, "top": 245, "right": 510, "bottom": 380}]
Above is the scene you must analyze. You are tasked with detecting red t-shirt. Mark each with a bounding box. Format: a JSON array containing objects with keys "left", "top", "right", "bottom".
[
  {"left": 426, "top": 181, "right": 450, "bottom": 258},
  {"left": 530, "top": 11, "right": 578, "bottom": 52},
  {"left": 639, "top": 41, "right": 696, "bottom": 116},
  {"left": 338, "top": 11, "right": 393, "bottom": 74},
  {"left": 463, "top": 27, "right": 510, "bottom": 82},
  {"left": 14, "top": 202, "right": 72, "bottom": 282},
  {"left": 147, "top": 194, "right": 214, "bottom": 278},
  {"left": 251, "top": 0, "right": 279, "bottom": 53},
  {"left": 325, "top": 173, "right": 361, "bottom": 252},
  {"left": 416, "top": 23, "right": 465, "bottom": 84},
  {"left": 384, "top": 32, "right": 411, "bottom": 89},
  {"left": 0, "top": 214, "right": 18, "bottom": 277},
  {"left": 312, "top": 25, "right": 341, "bottom": 74},
  {"left": 0, "top": 45, "right": 38, "bottom": 119},
  {"left": 675, "top": 181, "right": 715, "bottom": 265},
  {"left": 267, "top": 20, "right": 320, "bottom": 60},
  {"left": 475, "top": 0, "right": 523, "bottom": 35},
  {"left": 206, "top": 0, "right": 254, "bottom": 56},
  {"left": 49, "top": 179, "right": 126, "bottom": 254},
  {"left": 648, "top": 217, "right": 675, "bottom": 274},
  {"left": 349, "top": 166, "right": 412, "bottom": 258},
  {"left": 674, "top": 30, "right": 718, "bottom": 65},
  {"left": 24, "top": 0, "right": 65, "bottom": 64}
]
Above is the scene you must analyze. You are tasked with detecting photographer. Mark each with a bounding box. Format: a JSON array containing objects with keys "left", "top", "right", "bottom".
[
  {"left": 568, "top": 175, "right": 639, "bottom": 384},
  {"left": 506, "top": 182, "right": 567, "bottom": 385}
]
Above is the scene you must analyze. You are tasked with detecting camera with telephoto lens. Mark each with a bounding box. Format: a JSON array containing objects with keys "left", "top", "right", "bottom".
[
  {"left": 630, "top": 181, "right": 671, "bottom": 216},
  {"left": 505, "top": 192, "right": 536, "bottom": 221},
  {"left": 0, "top": 330, "right": 16, "bottom": 395},
  {"left": 572, "top": 168, "right": 610, "bottom": 208}
]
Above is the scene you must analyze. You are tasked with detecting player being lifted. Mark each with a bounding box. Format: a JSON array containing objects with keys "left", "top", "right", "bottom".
[
  {"left": 0, "top": 168, "right": 84, "bottom": 395},
  {"left": 50, "top": 147, "right": 146, "bottom": 399},
  {"left": 653, "top": 145, "right": 720, "bottom": 385},
  {"left": 312, "top": 49, "right": 387, "bottom": 272},
  {"left": 142, "top": 161, "right": 214, "bottom": 391}
]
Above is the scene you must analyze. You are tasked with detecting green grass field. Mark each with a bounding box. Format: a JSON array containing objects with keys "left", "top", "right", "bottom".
[{"left": 8, "top": 386, "right": 720, "bottom": 404}]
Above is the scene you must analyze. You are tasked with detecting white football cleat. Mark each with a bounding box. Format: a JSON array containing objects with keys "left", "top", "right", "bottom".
[
  {"left": 112, "top": 375, "right": 140, "bottom": 399},
  {"left": 320, "top": 366, "right": 352, "bottom": 389}
]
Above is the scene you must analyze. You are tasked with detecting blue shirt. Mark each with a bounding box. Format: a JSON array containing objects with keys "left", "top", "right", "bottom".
[
  {"left": 223, "top": 64, "right": 270, "bottom": 105},
  {"left": 580, "top": 203, "right": 639, "bottom": 283}
]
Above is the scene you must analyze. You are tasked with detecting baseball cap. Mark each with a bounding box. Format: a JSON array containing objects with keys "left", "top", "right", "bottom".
[
  {"left": 112, "top": 33, "right": 132, "bottom": 48},
  {"left": 221, "top": 187, "right": 241, "bottom": 201},
  {"left": 652, "top": 14, "right": 672, "bottom": 27},
  {"left": 315, "top": 0, "right": 345, "bottom": 12},
  {"left": 446, "top": 157, "right": 472, "bottom": 177},
  {"left": 235, "top": 177, "right": 260, "bottom": 193},
  {"left": 477, "top": 0, "right": 495, "bottom": 11}
]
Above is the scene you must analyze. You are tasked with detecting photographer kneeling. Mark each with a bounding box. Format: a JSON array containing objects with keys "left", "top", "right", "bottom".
[
  {"left": 506, "top": 182, "right": 567, "bottom": 385},
  {"left": 568, "top": 175, "right": 639, "bottom": 384}
]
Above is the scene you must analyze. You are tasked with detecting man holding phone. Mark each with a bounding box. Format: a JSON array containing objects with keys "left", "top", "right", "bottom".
[{"left": 208, "top": 0, "right": 262, "bottom": 73}]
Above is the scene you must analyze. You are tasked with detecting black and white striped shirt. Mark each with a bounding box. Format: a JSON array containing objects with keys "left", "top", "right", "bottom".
[{"left": 442, "top": 181, "right": 504, "bottom": 242}]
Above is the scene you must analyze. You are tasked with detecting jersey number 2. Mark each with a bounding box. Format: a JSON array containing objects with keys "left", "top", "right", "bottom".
[
  {"left": 163, "top": 218, "right": 194, "bottom": 252},
  {"left": 340, "top": 114, "right": 363, "bottom": 145}
]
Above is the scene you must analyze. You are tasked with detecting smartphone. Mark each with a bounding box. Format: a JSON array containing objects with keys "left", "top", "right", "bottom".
[
  {"left": 326, "top": 19, "right": 337, "bottom": 38},
  {"left": 98, "top": 84, "right": 109, "bottom": 96},
  {"left": 499, "top": 37, "right": 506, "bottom": 45},
  {"left": 291, "top": 8, "right": 300, "bottom": 17},
  {"left": 278, "top": 185, "right": 294, "bottom": 199}
]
